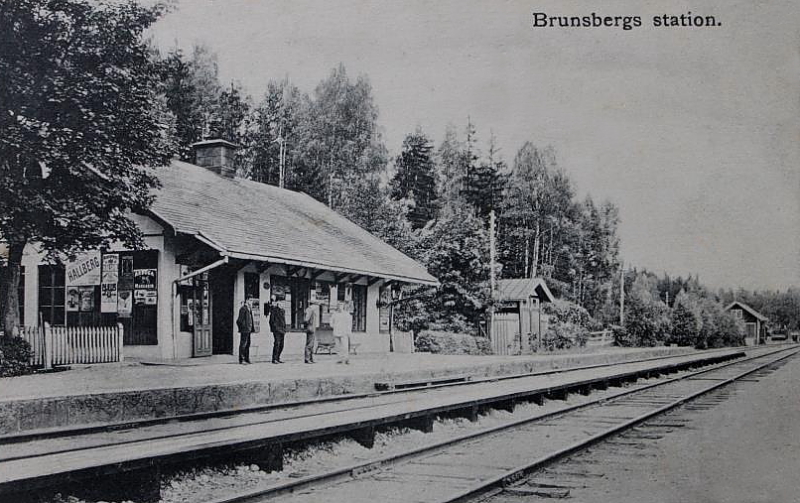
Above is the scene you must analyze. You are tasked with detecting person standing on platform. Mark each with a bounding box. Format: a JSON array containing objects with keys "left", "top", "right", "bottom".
[
  {"left": 303, "top": 300, "right": 319, "bottom": 364},
  {"left": 236, "top": 297, "right": 255, "bottom": 365},
  {"left": 268, "top": 295, "right": 287, "bottom": 364},
  {"left": 331, "top": 301, "right": 353, "bottom": 364}
]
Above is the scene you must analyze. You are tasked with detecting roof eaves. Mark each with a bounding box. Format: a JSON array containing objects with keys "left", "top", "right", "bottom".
[
  {"left": 725, "top": 301, "right": 768, "bottom": 321},
  {"left": 143, "top": 208, "right": 177, "bottom": 235},
  {"left": 225, "top": 250, "right": 438, "bottom": 286},
  {"left": 535, "top": 279, "right": 555, "bottom": 303}
]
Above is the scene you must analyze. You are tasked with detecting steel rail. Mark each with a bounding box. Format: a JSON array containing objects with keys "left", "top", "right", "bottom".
[
  {"left": 0, "top": 346, "right": 744, "bottom": 445},
  {"left": 439, "top": 347, "right": 800, "bottom": 503},
  {"left": 208, "top": 345, "right": 796, "bottom": 503},
  {"left": 0, "top": 349, "right": 744, "bottom": 465}
]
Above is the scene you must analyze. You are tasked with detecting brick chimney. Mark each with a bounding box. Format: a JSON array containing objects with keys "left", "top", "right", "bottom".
[{"left": 191, "top": 138, "right": 238, "bottom": 178}]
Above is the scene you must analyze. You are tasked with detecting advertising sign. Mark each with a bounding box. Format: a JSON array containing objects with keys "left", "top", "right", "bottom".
[
  {"left": 67, "top": 287, "right": 81, "bottom": 312},
  {"left": 144, "top": 290, "right": 158, "bottom": 305},
  {"left": 119, "top": 254, "right": 134, "bottom": 290},
  {"left": 101, "top": 283, "right": 118, "bottom": 313},
  {"left": 117, "top": 290, "right": 132, "bottom": 317},
  {"left": 134, "top": 269, "right": 157, "bottom": 290},
  {"left": 79, "top": 287, "right": 95, "bottom": 311},
  {"left": 134, "top": 289, "right": 148, "bottom": 304},
  {"left": 101, "top": 253, "right": 119, "bottom": 313},
  {"left": 101, "top": 254, "right": 119, "bottom": 283},
  {"left": 66, "top": 251, "right": 102, "bottom": 286}
]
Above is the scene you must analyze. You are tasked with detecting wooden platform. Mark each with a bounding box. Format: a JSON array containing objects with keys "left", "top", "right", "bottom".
[{"left": 0, "top": 348, "right": 745, "bottom": 499}]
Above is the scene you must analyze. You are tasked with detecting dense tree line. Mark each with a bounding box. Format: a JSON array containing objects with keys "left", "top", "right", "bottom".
[{"left": 2, "top": 4, "right": 795, "bottom": 349}]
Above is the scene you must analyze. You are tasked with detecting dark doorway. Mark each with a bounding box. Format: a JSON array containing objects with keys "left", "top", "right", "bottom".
[{"left": 211, "top": 267, "right": 236, "bottom": 355}]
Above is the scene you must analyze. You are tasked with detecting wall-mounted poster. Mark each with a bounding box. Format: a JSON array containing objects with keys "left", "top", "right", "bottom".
[
  {"left": 67, "top": 287, "right": 81, "bottom": 312},
  {"left": 134, "top": 269, "right": 157, "bottom": 289},
  {"left": 134, "top": 289, "right": 148, "bottom": 304},
  {"left": 101, "top": 254, "right": 119, "bottom": 283},
  {"left": 118, "top": 254, "right": 134, "bottom": 290},
  {"left": 144, "top": 290, "right": 158, "bottom": 305},
  {"left": 101, "top": 283, "right": 118, "bottom": 313},
  {"left": 67, "top": 286, "right": 96, "bottom": 312},
  {"left": 101, "top": 253, "right": 119, "bottom": 313},
  {"left": 117, "top": 290, "right": 132, "bottom": 317},
  {"left": 79, "top": 286, "right": 94, "bottom": 311},
  {"left": 65, "top": 251, "right": 102, "bottom": 286}
]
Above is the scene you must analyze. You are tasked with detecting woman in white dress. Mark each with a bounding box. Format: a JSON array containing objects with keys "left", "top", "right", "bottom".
[{"left": 331, "top": 301, "right": 353, "bottom": 364}]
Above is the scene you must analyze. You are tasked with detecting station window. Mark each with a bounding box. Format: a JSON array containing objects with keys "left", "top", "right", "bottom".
[
  {"left": 352, "top": 284, "right": 367, "bottom": 332},
  {"left": 38, "top": 265, "right": 65, "bottom": 326},
  {"left": 271, "top": 275, "right": 309, "bottom": 330},
  {"left": 336, "top": 283, "right": 367, "bottom": 332}
]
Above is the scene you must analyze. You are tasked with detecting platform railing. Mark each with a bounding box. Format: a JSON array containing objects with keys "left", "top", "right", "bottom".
[
  {"left": 586, "top": 329, "right": 613, "bottom": 346},
  {"left": 19, "top": 323, "right": 124, "bottom": 368}
]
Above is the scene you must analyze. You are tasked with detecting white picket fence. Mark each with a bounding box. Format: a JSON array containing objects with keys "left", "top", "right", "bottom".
[{"left": 19, "top": 323, "right": 124, "bottom": 368}]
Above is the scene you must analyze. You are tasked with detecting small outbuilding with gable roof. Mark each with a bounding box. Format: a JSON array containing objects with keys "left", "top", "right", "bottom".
[
  {"left": 724, "top": 301, "right": 768, "bottom": 346},
  {"left": 491, "top": 277, "right": 554, "bottom": 355}
]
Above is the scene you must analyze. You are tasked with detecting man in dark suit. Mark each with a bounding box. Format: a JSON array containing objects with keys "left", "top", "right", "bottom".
[
  {"left": 268, "top": 295, "right": 287, "bottom": 364},
  {"left": 236, "top": 298, "right": 255, "bottom": 364}
]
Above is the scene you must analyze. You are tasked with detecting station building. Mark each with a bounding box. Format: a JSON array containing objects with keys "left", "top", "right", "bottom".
[{"left": 3, "top": 139, "right": 437, "bottom": 360}]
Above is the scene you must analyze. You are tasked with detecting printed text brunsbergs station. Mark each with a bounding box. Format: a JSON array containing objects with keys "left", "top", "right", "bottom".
[{"left": 532, "top": 12, "right": 722, "bottom": 31}]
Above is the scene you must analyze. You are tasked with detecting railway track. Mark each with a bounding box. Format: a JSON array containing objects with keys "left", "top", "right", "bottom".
[
  {"left": 209, "top": 345, "right": 798, "bottom": 503},
  {"left": 0, "top": 346, "right": 740, "bottom": 445}
]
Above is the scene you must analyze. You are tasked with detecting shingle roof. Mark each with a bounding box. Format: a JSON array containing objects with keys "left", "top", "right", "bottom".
[
  {"left": 496, "top": 278, "right": 554, "bottom": 303},
  {"left": 724, "top": 301, "right": 768, "bottom": 321},
  {"left": 147, "top": 161, "right": 437, "bottom": 285}
]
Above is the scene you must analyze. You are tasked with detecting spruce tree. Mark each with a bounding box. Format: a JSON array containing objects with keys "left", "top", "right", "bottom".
[{"left": 390, "top": 130, "right": 438, "bottom": 228}]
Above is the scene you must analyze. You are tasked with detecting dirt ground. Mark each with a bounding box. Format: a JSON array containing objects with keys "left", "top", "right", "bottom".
[{"left": 543, "top": 353, "right": 800, "bottom": 503}]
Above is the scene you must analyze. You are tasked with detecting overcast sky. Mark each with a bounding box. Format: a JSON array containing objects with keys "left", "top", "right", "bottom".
[{"left": 149, "top": 0, "right": 799, "bottom": 291}]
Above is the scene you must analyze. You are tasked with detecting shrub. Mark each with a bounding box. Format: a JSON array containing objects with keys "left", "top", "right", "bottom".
[
  {"left": 414, "top": 330, "right": 492, "bottom": 355},
  {"left": 537, "top": 321, "right": 588, "bottom": 351},
  {"left": 0, "top": 337, "right": 33, "bottom": 377},
  {"left": 538, "top": 299, "right": 594, "bottom": 352},
  {"left": 611, "top": 324, "right": 635, "bottom": 346},
  {"left": 543, "top": 299, "right": 592, "bottom": 327}
]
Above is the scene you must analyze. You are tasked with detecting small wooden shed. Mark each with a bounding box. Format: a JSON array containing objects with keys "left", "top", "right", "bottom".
[
  {"left": 491, "top": 278, "right": 554, "bottom": 355},
  {"left": 724, "top": 301, "right": 768, "bottom": 346}
]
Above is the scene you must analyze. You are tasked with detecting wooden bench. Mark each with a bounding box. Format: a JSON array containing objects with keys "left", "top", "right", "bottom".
[
  {"left": 315, "top": 329, "right": 336, "bottom": 355},
  {"left": 374, "top": 374, "right": 472, "bottom": 391},
  {"left": 315, "top": 330, "right": 360, "bottom": 355}
]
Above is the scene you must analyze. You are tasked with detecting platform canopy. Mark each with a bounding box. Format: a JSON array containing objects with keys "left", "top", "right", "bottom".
[
  {"left": 146, "top": 161, "right": 437, "bottom": 286},
  {"left": 496, "top": 277, "right": 554, "bottom": 303}
]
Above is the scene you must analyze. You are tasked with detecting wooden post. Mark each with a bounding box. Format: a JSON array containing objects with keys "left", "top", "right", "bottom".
[
  {"left": 117, "top": 322, "right": 124, "bottom": 362},
  {"left": 407, "top": 415, "right": 434, "bottom": 433},
  {"left": 349, "top": 426, "right": 376, "bottom": 448},
  {"left": 43, "top": 322, "right": 53, "bottom": 370}
]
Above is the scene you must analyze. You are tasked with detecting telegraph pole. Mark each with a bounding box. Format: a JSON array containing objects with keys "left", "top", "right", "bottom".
[
  {"left": 619, "top": 262, "right": 625, "bottom": 326},
  {"left": 489, "top": 209, "right": 497, "bottom": 352}
]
